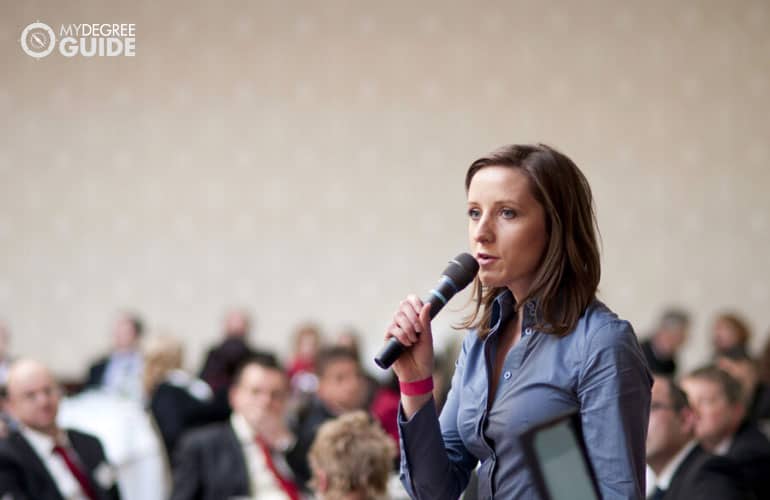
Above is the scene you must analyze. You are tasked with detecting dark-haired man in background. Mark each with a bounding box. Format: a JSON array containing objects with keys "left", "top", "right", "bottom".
[
  {"left": 171, "top": 354, "right": 303, "bottom": 500},
  {"left": 645, "top": 374, "right": 747, "bottom": 500}
]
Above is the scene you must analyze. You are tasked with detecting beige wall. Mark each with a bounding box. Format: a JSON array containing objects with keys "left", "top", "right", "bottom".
[{"left": 1, "top": 0, "right": 768, "bottom": 378}]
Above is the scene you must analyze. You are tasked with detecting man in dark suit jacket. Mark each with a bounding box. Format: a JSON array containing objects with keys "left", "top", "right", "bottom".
[
  {"left": 682, "top": 365, "right": 770, "bottom": 500},
  {"left": 727, "top": 421, "right": 770, "bottom": 499},
  {"left": 0, "top": 359, "right": 120, "bottom": 500},
  {"left": 198, "top": 309, "right": 254, "bottom": 393},
  {"left": 171, "top": 353, "right": 303, "bottom": 500},
  {"left": 646, "top": 375, "right": 748, "bottom": 500}
]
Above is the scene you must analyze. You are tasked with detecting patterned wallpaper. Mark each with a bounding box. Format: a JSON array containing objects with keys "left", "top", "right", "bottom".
[{"left": 1, "top": 0, "right": 768, "bottom": 377}]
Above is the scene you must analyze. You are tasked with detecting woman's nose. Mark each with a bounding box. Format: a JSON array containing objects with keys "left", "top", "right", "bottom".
[{"left": 473, "top": 216, "right": 493, "bottom": 243}]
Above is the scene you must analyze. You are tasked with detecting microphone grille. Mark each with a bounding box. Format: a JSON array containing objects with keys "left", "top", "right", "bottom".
[{"left": 444, "top": 253, "right": 479, "bottom": 288}]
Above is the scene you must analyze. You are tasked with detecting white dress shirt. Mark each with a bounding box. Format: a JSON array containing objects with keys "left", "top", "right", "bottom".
[
  {"left": 20, "top": 426, "right": 89, "bottom": 500},
  {"left": 102, "top": 350, "right": 143, "bottom": 401},
  {"left": 653, "top": 440, "right": 697, "bottom": 492},
  {"left": 230, "top": 413, "right": 292, "bottom": 500},
  {"left": 712, "top": 435, "right": 734, "bottom": 456}
]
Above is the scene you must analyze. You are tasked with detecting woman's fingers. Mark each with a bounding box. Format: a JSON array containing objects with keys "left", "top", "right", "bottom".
[
  {"left": 393, "top": 313, "right": 414, "bottom": 343},
  {"left": 384, "top": 295, "right": 425, "bottom": 345}
]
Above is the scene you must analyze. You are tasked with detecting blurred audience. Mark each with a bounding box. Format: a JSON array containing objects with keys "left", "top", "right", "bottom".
[
  {"left": 711, "top": 312, "right": 751, "bottom": 359},
  {"left": 2, "top": 302, "right": 766, "bottom": 500},
  {"left": 143, "top": 335, "right": 218, "bottom": 462},
  {"left": 333, "top": 325, "right": 362, "bottom": 353},
  {"left": 0, "top": 359, "right": 121, "bottom": 499},
  {"left": 171, "top": 353, "right": 303, "bottom": 500},
  {"left": 308, "top": 411, "right": 396, "bottom": 500},
  {"left": 331, "top": 325, "right": 380, "bottom": 408},
  {"left": 0, "top": 321, "right": 12, "bottom": 388},
  {"left": 85, "top": 312, "right": 145, "bottom": 401},
  {"left": 681, "top": 365, "right": 770, "bottom": 499},
  {"left": 287, "top": 322, "right": 323, "bottom": 397},
  {"left": 759, "top": 334, "right": 770, "bottom": 386},
  {"left": 291, "top": 346, "right": 367, "bottom": 487},
  {"left": 645, "top": 374, "right": 747, "bottom": 500},
  {"left": 715, "top": 352, "right": 770, "bottom": 423},
  {"left": 369, "top": 373, "right": 400, "bottom": 452},
  {"left": 198, "top": 308, "right": 265, "bottom": 420},
  {"left": 640, "top": 308, "right": 690, "bottom": 376},
  {"left": 199, "top": 308, "right": 257, "bottom": 392}
]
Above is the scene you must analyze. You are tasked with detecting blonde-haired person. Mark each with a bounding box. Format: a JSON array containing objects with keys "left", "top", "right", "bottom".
[
  {"left": 309, "top": 411, "right": 396, "bottom": 500},
  {"left": 143, "top": 335, "right": 215, "bottom": 461}
]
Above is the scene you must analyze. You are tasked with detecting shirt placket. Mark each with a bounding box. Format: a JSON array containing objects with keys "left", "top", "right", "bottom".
[{"left": 483, "top": 299, "right": 538, "bottom": 499}]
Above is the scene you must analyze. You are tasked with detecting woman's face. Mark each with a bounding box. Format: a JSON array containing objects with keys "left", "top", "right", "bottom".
[{"left": 467, "top": 166, "right": 548, "bottom": 299}]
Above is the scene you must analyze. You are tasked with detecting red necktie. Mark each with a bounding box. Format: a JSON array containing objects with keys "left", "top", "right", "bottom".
[
  {"left": 255, "top": 437, "right": 300, "bottom": 500},
  {"left": 52, "top": 444, "right": 98, "bottom": 500}
]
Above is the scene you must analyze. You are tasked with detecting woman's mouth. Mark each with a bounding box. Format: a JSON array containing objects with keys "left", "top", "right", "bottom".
[{"left": 476, "top": 253, "right": 499, "bottom": 266}]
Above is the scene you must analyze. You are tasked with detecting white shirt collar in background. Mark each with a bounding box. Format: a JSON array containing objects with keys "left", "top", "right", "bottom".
[
  {"left": 229, "top": 413, "right": 291, "bottom": 500},
  {"left": 655, "top": 440, "right": 697, "bottom": 491},
  {"left": 19, "top": 425, "right": 89, "bottom": 500}
]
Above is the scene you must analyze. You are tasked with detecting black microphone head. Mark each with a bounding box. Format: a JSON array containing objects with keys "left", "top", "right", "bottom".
[{"left": 443, "top": 253, "right": 479, "bottom": 289}]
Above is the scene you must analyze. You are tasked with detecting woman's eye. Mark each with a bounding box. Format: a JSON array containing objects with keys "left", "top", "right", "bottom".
[
  {"left": 500, "top": 208, "right": 516, "bottom": 219},
  {"left": 468, "top": 208, "right": 481, "bottom": 220}
]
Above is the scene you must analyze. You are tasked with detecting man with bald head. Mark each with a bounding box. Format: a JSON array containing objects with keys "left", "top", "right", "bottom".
[{"left": 0, "top": 359, "right": 121, "bottom": 500}]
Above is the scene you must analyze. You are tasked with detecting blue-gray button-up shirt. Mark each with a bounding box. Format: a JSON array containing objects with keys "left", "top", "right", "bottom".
[{"left": 399, "top": 290, "right": 652, "bottom": 499}]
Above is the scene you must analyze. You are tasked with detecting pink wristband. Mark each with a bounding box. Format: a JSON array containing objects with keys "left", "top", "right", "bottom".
[{"left": 399, "top": 376, "right": 434, "bottom": 396}]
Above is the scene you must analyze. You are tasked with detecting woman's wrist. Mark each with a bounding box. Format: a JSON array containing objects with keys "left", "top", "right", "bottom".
[
  {"left": 399, "top": 375, "right": 434, "bottom": 396},
  {"left": 400, "top": 390, "right": 433, "bottom": 420}
]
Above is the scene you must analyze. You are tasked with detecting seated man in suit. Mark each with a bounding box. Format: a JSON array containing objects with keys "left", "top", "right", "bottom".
[
  {"left": 0, "top": 359, "right": 121, "bottom": 500},
  {"left": 308, "top": 411, "right": 396, "bottom": 500},
  {"left": 84, "top": 312, "right": 145, "bottom": 401},
  {"left": 170, "top": 353, "right": 303, "bottom": 500},
  {"left": 681, "top": 365, "right": 770, "bottom": 499},
  {"left": 645, "top": 374, "right": 747, "bottom": 500}
]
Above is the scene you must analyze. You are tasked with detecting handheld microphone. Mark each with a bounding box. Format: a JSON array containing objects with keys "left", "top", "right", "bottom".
[{"left": 374, "top": 252, "right": 479, "bottom": 369}]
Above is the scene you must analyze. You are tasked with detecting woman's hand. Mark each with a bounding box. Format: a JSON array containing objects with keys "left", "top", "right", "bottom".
[{"left": 385, "top": 294, "right": 434, "bottom": 382}]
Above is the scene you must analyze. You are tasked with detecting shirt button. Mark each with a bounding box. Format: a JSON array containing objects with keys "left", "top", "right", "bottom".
[
  {"left": 524, "top": 328, "right": 533, "bottom": 335},
  {"left": 503, "top": 371, "right": 512, "bottom": 380}
]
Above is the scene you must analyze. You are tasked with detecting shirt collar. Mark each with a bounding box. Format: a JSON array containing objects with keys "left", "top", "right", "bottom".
[
  {"left": 19, "top": 424, "right": 68, "bottom": 456},
  {"left": 490, "top": 289, "right": 539, "bottom": 334},
  {"left": 712, "top": 435, "right": 733, "bottom": 456},
  {"left": 655, "top": 440, "right": 697, "bottom": 490},
  {"left": 230, "top": 412, "right": 256, "bottom": 443}
]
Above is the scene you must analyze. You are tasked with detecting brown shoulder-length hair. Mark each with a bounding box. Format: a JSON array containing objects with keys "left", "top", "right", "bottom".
[{"left": 459, "top": 144, "right": 600, "bottom": 338}]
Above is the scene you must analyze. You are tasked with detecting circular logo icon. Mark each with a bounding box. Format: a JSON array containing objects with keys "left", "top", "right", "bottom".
[{"left": 20, "top": 22, "right": 56, "bottom": 59}]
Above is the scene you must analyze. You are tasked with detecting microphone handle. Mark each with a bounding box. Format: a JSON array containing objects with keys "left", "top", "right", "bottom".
[{"left": 373, "top": 277, "right": 456, "bottom": 369}]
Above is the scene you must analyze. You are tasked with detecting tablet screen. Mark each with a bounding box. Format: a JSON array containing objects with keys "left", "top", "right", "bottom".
[{"left": 531, "top": 419, "right": 599, "bottom": 500}]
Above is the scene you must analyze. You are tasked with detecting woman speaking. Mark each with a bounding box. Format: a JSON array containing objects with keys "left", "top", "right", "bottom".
[{"left": 385, "top": 144, "right": 652, "bottom": 499}]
